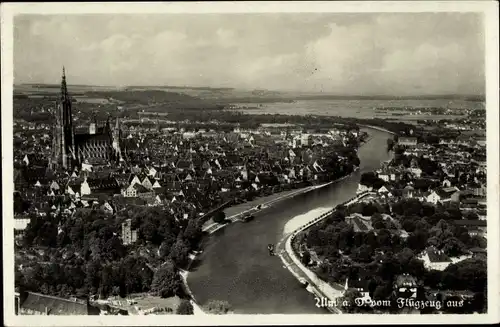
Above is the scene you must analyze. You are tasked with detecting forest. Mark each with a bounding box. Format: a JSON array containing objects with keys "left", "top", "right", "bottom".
[{"left": 16, "top": 206, "right": 202, "bottom": 300}]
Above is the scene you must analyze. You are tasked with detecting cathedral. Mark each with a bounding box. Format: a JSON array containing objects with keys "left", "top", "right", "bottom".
[{"left": 50, "top": 67, "right": 123, "bottom": 171}]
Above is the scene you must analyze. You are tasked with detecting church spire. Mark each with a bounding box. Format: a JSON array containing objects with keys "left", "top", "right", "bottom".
[{"left": 61, "top": 66, "right": 69, "bottom": 102}]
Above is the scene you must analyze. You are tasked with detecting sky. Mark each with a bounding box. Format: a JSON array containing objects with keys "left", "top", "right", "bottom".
[{"left": 14, "top": 13, "right": 485, "bottom": 95}]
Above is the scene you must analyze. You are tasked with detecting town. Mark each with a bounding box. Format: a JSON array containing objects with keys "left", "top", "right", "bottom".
[
  {"left": 292, "top": 126, "right": 487, "bottom": 314},
  {"left": 13, "top": 70, "right": 366, "bottom": 315},
  {"left": 12, "top": 68, "right": 487, "bottom": 315},
  {"left": 8, "top": 9, "right": 491, "bottom": 319}
]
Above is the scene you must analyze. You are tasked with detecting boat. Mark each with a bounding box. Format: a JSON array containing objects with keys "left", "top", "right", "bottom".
[
  {"left": 267, "top": 243, "right": 275, "bottom": 256},
  {"left": 242, "top": 214, "right": 255, "bottom": 222}
]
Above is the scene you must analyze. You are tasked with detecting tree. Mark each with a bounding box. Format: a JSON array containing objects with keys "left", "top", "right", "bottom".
[
  {"left": 351, "top": 244, "right": 373, "bottom": 263},
  {"left": 463, "top": 211, "right": 479, "bottom": 220},
  {"left": 301, "top": 251, "right": 311, "bottom": 266},
  {"left": 387, "top": 138, "right": 395, "bottom": 152},
  {"left": 406, "top": 230, "right": 428, "bottom": 252},
  {"left": 203, "top": 300, "right": 232, "bottom": 314},
  {"left": 373, "top": 283, "right": 391, "bottom": 301},
  {"left": 423, "top": 269, "right": 443, "bottom": 289},
  {"left": 442, "top": 237, "right": 466, "bottom": 257},
  {"left": 176, "top": 299, "right": 194, "bottom": 315},
  {"left": 406, "top": 258, "right": 426, "bottom": 279},
  {"left": 150, "top": 261, "right": 183, "bottom": 298},
  {"left": 169, "top": 238, "right": 190, "bottom": 267},
  {"left": 183, "top": 219, "right": 202, "bottom": 248},
  {"left": 213, "top": 211, "right": 226, "bottom": 224}
]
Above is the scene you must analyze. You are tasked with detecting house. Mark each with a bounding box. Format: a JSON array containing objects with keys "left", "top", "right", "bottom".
[
  {"left": 14, "top": 216, "right": 31, "bottom": 233},
  {"left": 402, "top": 185, "right": 415, "bottom": 199},
  {"left": 344, "top": 278, "right": 371, "bottom": 301},
  {"left": 378, "top": 173, "right": 390, "bottom": 182},
  {"left": 420, "top": 247, "right": 453, "bottom": 271},
  {"left": 394, "top": 274, "right": 418, "bottom": 299},
  {"left": 121, "top": 218, "right": 138, "bottom": 245},
  {"left": 15, "top": 291, "right": 100, "bottom": 315},
  {"left": 442, "top": 179, "right": 452, "bottom": 188},
  {"left": 378, "top": 185, "right": 390, "bottom": 194},
  {"left": 409, "top": 167, "right": 423, "bottom": 178},
  {"left": 426, "top": 187, "right": 460, "bottom": 204},
  {"left": 357, "top": 183, "right": 373, "bottom": 194},
  {"left": 141, "top": 176, "right": 154, "bottom": 190},
  {"left": 399, "top": 137, "right": 418, "bottom": 147},
  {"left": 122, "top": 183, "right": 155, "bottom": 198},
  {"left": 345, "top": 214, "right": 373, "bottom": 232},
  {"left": 452, "top": 220, "right": 487, "bottom": 237}
]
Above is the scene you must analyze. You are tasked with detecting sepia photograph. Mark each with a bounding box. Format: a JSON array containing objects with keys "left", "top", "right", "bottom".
[{"left": 2, "top": 1, "right": 499, "bottom": 326}]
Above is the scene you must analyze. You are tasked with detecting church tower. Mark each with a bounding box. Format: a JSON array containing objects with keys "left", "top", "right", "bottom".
[
  {"left": 112, "top": 116, "right": 123, "bottom": 162},
  {"left": 51, "top": 67, "right": 75, "bottom": 170}
]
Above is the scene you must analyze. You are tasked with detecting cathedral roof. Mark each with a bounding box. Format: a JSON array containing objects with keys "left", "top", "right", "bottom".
[{"left": 74, "top": 133, "right": 111, "bottom": 145}]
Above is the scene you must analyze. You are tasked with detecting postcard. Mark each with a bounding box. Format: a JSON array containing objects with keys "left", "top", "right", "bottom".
[{"left": 2, "top": 1, "right": 499, "bottom": 326}]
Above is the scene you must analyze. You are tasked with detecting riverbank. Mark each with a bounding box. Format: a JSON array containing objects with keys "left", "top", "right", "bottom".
[
  {"left": 276, "top": 192, "right": 376, "bottom": 314},
  {"left": 202, "top": 166, "right": 361, "bottom": 235},
  {"left": 185, "top": 171, "right": 358, "bottom": 313},
  {"left": 187, "top": 127, "right": 393, "bottom": 313},
  {"left": 202, "top": 182, "right": 331, "bottom": 234}
]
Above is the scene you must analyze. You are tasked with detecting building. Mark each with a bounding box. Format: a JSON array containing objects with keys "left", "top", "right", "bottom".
[
  {"left": 420, "top": 247, "right": 453, "bottom": 271},
  {"left": 50, "top": 67, "right": 123, "bottom": 171},
  {"left": 121, "top": 218, "right": 138, "bottom": 245},
  {"left": 426, "top": 187, "right": 460, "bottom": 204},
  {"left": 345, "top": 214, "right": 373, "bottom": 232},
  {"left": 301, "top": 133, "right": 311, "bottom": 146},
  {"left": 452, "top": 220, "right": 487, "bottom": 237},
  {"left": 15, "top": 291, "right": 100, "bottom": 315},
  {"left": 343, "top": 278, "right": 371, "bottom": 301},
  {"left": 398, "top": 137, "right": 418, "bottom": 147},
  {"left": 394, "top": 274, "right": 418, "bottom": 299},
  {"left": 14, "top": 216, "right": 31, "bottom": 234}
]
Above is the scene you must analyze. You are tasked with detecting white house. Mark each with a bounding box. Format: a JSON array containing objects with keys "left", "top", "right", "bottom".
[
  {"left": 378, "top": 185, "right": 390, "bottom": 194},
  {"left": 420, "top": 247, "right": 453, "bottom": 271},
  {"left": 409, "top": 167, "right": 422, "bottom": 178},
  {"left": 80, "top": 179, "right": 91, "bottom": 196},
  {"left": 378, "top": 173, "right": 390, "bottom": 182},
  {"left": 14, "top": 216, "right": 31, "bottom": 231},
  {"left": 357, "top": 184, "right": 373, "bottom": 194}
]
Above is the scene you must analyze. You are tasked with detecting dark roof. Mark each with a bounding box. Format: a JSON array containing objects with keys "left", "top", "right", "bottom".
[
  {"left": 436, "top": 188, "right": 459, "bottom": 199},
  {"left": 86, "top": 177, "right": 119, "bottom": 190},
  {"left": 19, "top": 292, "right": 99, "bottom": 315},
  {"left": 427, "top": 248, "right": 452, "bottom": 263},
  {"left": 395, "top": 274, "right": 417, "bottom": 287},
  {"left": 453, "top": 220, "right": 487, "bottom": 227},
  {"left": 176, "top": 160, "right": 192, "bottom": 169},
  {"left": 469, "top": 247, "right": 487, "bottom": 253},
  {"left": 133, "top": 183, "right": 151, "bottom": 193},
  {"left": 74, "top": 132, "right": 111, "bottom": 145}
]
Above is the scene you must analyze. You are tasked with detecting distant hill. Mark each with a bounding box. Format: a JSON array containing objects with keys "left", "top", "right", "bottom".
[
  {"left": 289, "top": 94, "right": 486, "bottom": 102},
  {"left": 14, "top": 84, "right": 485, "bottom": 103},
  {"left": 126, "top": 85, "right": 235, "bottom": 91}
]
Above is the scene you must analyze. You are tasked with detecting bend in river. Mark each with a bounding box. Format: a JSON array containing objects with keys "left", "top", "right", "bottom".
[{"left": 187, "top": 127, "right": 392, "bottom": 314}]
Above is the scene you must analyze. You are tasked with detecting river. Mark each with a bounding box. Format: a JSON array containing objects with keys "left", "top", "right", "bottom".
[{"left": 187, "top": 127, "right": 392, "bottom": 314}]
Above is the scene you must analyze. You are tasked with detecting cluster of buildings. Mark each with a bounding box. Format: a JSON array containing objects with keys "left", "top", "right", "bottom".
[
  {"left": 13, "top": 69, "right": 362, "bottom": 243},
  {"left": 302, "top": 128, "right": 488, "bottom": 313}
]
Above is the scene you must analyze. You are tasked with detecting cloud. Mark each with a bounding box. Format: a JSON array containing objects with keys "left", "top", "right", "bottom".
[{"left": 13, "top": 13, "right": 484, "bottom": 95}]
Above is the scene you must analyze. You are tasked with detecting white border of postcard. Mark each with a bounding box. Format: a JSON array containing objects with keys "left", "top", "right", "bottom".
[{"left": 2, "top": 1, "right": 499, "bottom": 326}]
